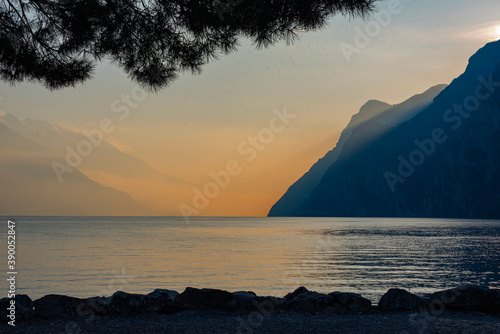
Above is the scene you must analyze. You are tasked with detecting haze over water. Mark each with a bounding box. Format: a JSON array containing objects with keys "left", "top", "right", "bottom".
[{"left": 5, "top": 217, "right": 499, "bottom": 303}]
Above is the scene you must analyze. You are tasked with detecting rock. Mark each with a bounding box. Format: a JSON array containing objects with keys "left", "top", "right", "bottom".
[
  {"left": 232, "top": 291, "right": 257, "bottom": 310},
  {"left": 0, "top": 294, "right": 34, "bottom": 322},
  {"left": 148, "top": 289, "right": 180, "bottom": 314},
  {"left": 108, "top": 291, "right": 159, "bottom": 315},
  {"left": 33, "top": 294, "right": 110, "bottom": 319},
  {"left": 233, "top": 291, "right": 283, "bottom": 313},
  {"left": 284, "top": 286, "right": 310, "bottom": 301},
  {"left": 33, "top": 290, "right": 180, "bottom": 318},
  {"left": 251, "top": 296, "right": 284, "bottom": 314},
  {"left": 81, "top": 296, "right": 110, "bottom": 317},
  {"left": 34, "top": 295, "right": 86, "bottom": 319},
  {"left": 378, "top": 288, "right": 427, "bottom": 312},
  {"left": 148, "top": 288, "right": 179, "bottom": 301},
  {"left": 430, "top": 286, "right": 499, "bottom": 312},
  {"left": 490, "top": 289, "right": 500, "bottom": 312},
  {"left": 175, "top": 288, "right": 239, "bottom": 311},
  {"left": 329, "top": 292, "right": 372, "bottom": 313},
  {"left": 283, "top": 287, "right": 371, "bottom": 314},
  {"left": 233, "top": 291, "right": 257, "bottom": 300},
  {"left": 284, "top": 287, "right": 330, "bottom": 313}
]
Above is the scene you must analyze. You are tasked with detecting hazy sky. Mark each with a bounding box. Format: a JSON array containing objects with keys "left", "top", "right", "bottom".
[{"left": 1, "top": 0, "right": 500, "bottom": 216}]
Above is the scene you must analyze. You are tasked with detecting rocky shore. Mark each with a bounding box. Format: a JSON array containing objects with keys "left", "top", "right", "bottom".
[{"left": 1, "top": 285, "right": 499, "bottom": 333}]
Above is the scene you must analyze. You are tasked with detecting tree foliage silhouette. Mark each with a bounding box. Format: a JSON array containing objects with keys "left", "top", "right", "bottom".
[{"left": 1, "top": 0, "right": 376, "bottom": 91}]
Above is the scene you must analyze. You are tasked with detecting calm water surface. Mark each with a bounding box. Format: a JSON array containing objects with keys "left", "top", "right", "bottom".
[{"left": 1, "top": 217, "right": 499, "bottom": 302}]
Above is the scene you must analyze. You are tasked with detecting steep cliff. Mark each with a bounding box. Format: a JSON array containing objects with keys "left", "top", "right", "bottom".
[
  {"left": 269, "top": 85, "right": 447, "bottom": 216},
  {"left": 271, "top": 40, "right": 500, "bottom": 219}
]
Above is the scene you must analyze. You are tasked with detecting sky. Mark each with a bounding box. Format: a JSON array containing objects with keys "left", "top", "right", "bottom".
[{"left": 1, "top": 0, "right": 500, "bottom": 217}]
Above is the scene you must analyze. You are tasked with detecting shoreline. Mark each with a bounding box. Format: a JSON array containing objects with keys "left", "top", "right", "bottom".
[
  {"left": 2, "top": 285, "right": 499, "bottom": 333},
  {"left": 5, "top": 310, "right": 500, "bottom": 334}
]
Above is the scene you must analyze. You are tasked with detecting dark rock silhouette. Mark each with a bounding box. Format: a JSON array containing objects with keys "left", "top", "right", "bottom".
[
  {"left": 283, "top": 286, "right": 371, "bottom": 314},
  {"left": 233, "top": 291, "right": 284, "bottom": 312},
  {"left": 430, "top": 286, "right": 500, "bottom": 312},
  {"left": 149, "top": 289, "right": 180, "bottom": 315},
  {"left": 33, "top": 294, "right": 85, "bottom": 319},
  {"left": 9, "top": 285, "right": 498, "bottom": 322},
  {"left": 378, "top": 288, "right": 427, "bottom": 312},
  {"left": 175, "top": 288, "right": 239, "bottom": 311},
  {"left": 329, "top": 291, "right": 372, "bottom": 313},
  {"left": 0, "top": 295, "right": 34, "bottom": 323},
  {"left": 108, "top": 291, "right": 159, "bottom": 315},
  {"left": 284, "top": 287, "right": 332, "bottom": 313}
]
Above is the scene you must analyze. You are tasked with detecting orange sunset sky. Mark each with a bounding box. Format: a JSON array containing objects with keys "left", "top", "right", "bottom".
[{"left": 1, "top": 0, "right": 500, "bottom": 216}]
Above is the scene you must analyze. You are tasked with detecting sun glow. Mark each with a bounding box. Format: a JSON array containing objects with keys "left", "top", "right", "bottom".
[{"left": 496, "top": 25, "right": 500, "bottom": 40}]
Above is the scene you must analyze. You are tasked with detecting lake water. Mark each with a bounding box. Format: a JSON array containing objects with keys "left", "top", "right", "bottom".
[{"left": 1, "top": 217, "right": 499, "bottom": 303}]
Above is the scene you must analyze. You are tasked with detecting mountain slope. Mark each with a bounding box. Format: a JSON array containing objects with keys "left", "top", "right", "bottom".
[
  {"left": 0, "top": 112, "right": 182, "bottom": 183},
  {"left": 269, "top": 84, "right": 447, "bottom": 216},
  {"left": 293, "top": 40, "right": 500, "bottom": 218},
  {"left": 0, "top": 112, "right": 195, "bottom": 214},
  {"left": 0, "top": 123, "right": 149, "bottom": 216}
]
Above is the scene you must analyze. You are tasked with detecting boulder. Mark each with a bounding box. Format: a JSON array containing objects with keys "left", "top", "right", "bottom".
[
  {"left": 430, "top": 286, "right": 500, "bottom": 312},
  {"left": 491, "top": 289, "right": 500, "bottom": 310},
  {"left": 34, "top": 295, "right": 86, "bottom": 319},
  {"left": 148, "top": 289, "right": 180, "bottom": 314},
  {"left": 284, "top": 287, "right": 330, "bottom": 313},
  {"left": 233, "top": 291, "right": 257, "bottom": 300},
  {"left": 0, "top": 294, "right": 34, "bottom": 322},
  {"left": 378, "top": 288, "right": 427, "bottom": 312},
  {"left": 284, "top": 286, "right": 310, "bottom": 301},
  {"left": 175, "top": 288, "right": 239, "bottom": 311},
  {"left": 233, "top": 291, "right": 284, "bottom": 313},
  {"left": 148, "top": 288, "right": 179, "bottom": 301},
  {"left": 329, "top": 292, "right": 372, "bottom": 313},
  {"left": 81, "top": 296, "right": 109, "bottom": 317},
  {"left": 283, "top": 287, "right": 371, "bottom": 314},
  {"left": 107, "top": 291, "right": 158, "bottom": 315},
  {"left": 232, "top": 291, "right": 257, "bottom": 311}
]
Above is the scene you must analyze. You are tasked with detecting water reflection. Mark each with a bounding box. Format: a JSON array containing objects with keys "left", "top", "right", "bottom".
[
  {"left": 282, "top": 222, "right": 500, "bottom": 301},
  {"left": 5, "top": 217, "right": 500, "bottom": 303}
]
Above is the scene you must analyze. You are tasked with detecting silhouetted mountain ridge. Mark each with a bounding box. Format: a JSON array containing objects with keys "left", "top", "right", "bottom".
[
  {"left": 0, "top": 123, "right": 149, "bottom": 215},
  {"left": 0, "top": 112, "right": 184, "bottom": 183},
  {"left": 270, "top": 40, "right": 500, "bottom": 218},
  {"left": 269, "top": 84, "right": 447, "bottom": 216}
]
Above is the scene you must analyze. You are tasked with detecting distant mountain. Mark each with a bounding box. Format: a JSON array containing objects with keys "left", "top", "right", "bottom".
[
  {"left": 269, "top": 84, "right": 447, "bottom": 216},
  {"left": 0, "top": 112, "right": 193, "bottom": 215},
  {"left": 0, "top": 112, "right": 180, "bottom": 182},
  {"left": 0, "top": 123, "right": 149, "bottom": 215},
  {"left": 270, "top": 40, "right": 500, "bottom": 219}
]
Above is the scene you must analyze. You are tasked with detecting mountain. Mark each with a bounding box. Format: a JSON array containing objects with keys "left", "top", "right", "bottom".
[
  {"left": 270, "top": 40, "right": 500, "bottom": 219},
  {"left": 0, "top": 122, "right": 149, "bottom": 215},
  {"left": 0, "top": 112, "right": 193, "bottom": 214},
  {"left": 269, "top": 84, "right": 447, "bottom": 216},
  {"left": 0, "top": 112, "right": 179, "bottom": 182}
]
